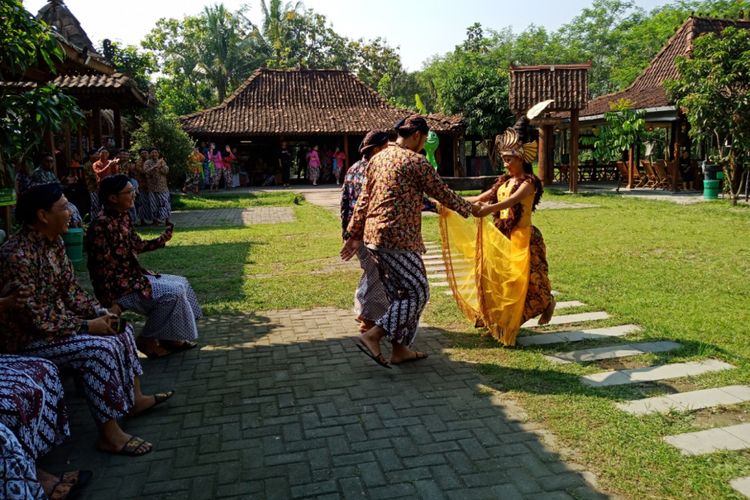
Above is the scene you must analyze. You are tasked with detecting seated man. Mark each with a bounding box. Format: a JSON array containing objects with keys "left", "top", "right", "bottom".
[
  {"left": 86, "top": 175, "right": 201, "bottom": 359},
  {"left": 0, "top": 357, "right": 91, "bottom": 499},
  {"left": 0, "top": 183, "right": 173, "bottom": 457}
]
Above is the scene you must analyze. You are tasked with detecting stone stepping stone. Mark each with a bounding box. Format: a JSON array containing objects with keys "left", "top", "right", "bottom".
[
  {"left": 430, "top": 281, "right": 449, "bottom": 287},
  {"left": 664, "top": 423, "right": 750, "bottom": 456},
  {"left": 546, "top": 341, "right": 682, "bottom": 364},
  {"left": 427, "top": 272, "right": 448, "bottom": 280},
  {"left": 517, "top": 324, "right": 641, "bottom": 346},
  {"left": 731, "top": 476, "right": 750, "bottom": 498},
  {"left": 581, "top": 359, "right": 734, "bottom": 387},
  {"left": 617, "top": 385, "right": 750, "bottom": 416},
  {"left": 522, "top": 311, "right": 609, "bottom": 328}
]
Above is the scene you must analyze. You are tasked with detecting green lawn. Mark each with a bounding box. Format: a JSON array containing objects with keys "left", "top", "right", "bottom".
[{"left": 135, "top": 189, "right": 750, "bottom": 499}]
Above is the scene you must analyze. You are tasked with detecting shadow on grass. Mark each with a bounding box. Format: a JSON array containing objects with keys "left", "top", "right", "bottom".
[
  {"left": 39, "top": 310, "right": 608, "bottom": 500},
  {"left": 440, "top": 327, "right": 743, "bottom": 404}
]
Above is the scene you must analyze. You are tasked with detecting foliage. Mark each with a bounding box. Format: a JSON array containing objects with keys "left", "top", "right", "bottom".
[
  {"left": 100, "top": 41, "right": 157, "bottom": 93},
  {"left": 666, "top": 26, "right": 750, "bottom": 204},
  {"left": 129, "top": 112, "right": 194, "bottom": 188},
  {"left": 580, "top": 101, "right": 646, "bottom": 162},
  {"left": 0, "top": 0, "right": 82, "bottom": 186}
]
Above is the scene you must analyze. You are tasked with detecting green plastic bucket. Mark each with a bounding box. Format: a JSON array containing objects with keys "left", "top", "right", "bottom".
[
  {"left": 703, "top": 179, "right": 720, "bottom": 200},
  {"left": 63, "top": 227, "right": 84, "bottom": 263}
]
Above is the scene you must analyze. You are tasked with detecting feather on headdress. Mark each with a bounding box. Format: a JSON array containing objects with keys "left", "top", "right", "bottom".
[{"left": 495, "top": 100, "right": 554, "bottom": 163}]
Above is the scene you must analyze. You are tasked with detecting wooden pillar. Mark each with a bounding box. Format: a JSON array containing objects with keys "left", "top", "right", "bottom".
[
  {"left": 63, "top": 125, "right": 72, "bottom": 170},
  {"left": 458, "top": 137, "right": 466, "bottom": 176},
  {"left": 76, "top": 126, "right": 83, "bottom": 159},
  {"left": 628, "top": 146, "right": 635, "bottom": 189},
  {"left": 569, "top": 109, "right": 579, "bottom": 193},
  {"left": 113, "top": 108, "right": 123, "bottom": 148},
  {"left": 538, "top": 125, "right": 554, "bottom": 185},
  {"left": 92, "top": 107, "right": 102, "bottom": 149},
  {"left": 670, "top": 119, "right": 680, "bottom": 191}
]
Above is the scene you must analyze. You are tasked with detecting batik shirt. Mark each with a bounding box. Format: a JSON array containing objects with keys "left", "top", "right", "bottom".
[
  {"left": 143, "top": 159, "right": 169, "bottom": 193},
  {"left": 0, "top": 228, "right": 100, "bottom": 353},
  {"left": 30, "top": 168, "right": 58, "bottom": 185},
  {"left": 340, "top": 159, "right": 368, "bottom": 239},
  {"left": 347, "top": 143, "right": 472, "bottom": 253},
  {"left": 85, "top": 208, "right": 172, "bottom": 307},
  {"left": 82, "top": 161, "right": 98, "bottom": 192}
]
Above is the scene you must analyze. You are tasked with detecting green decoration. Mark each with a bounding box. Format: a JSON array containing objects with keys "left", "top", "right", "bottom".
[{"left": 424, "top": 131, "right": 440, "bottom": 170}]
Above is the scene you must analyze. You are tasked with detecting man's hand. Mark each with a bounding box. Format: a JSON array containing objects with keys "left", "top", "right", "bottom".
[
  {"left": 340, "top": 238, "right": 362, "bottom": 261},
  {"left": 87, "top": 315, "right": 117, "bottom": 335},
  {"left": 0, "top": 282, "right": 31, "bottom": 311},
  {"left": 470, "top": 202, "right": 485, "bottom": 217},
  {"left": 163, "top": 222, "right": 174, "bottom": 242},
  {"left": 108, "top": 303, "right": 123, "bottom": 316}
]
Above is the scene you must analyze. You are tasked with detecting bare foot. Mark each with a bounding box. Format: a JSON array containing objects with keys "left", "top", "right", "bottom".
[
  {"left": 359, "top": 329, "right": 383, "bottom": 358},
  {"left": 538, "top": 297, "right": 556, "bottom": 325}
]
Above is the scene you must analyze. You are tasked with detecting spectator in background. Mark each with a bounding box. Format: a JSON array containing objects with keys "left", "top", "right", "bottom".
[
  {"left": 143, "top": 148, "right": 170, "bottom": 225},
  {"left": 279, "top": 142, "right": 292, "bottom": 187},
  {"left": 82, "top": 149, "right": 100, "bottom": 217},
  {"left": 306, "top": 145, "right": 321, "bottom": 186}
]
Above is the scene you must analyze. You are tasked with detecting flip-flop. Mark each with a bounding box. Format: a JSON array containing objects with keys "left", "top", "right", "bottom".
[
  {"left": 356, "top": 341, "right": 391, "bottom": 369},
  {"left": 391, "top": 351, "right": 429, "bottom": 365},
  {"left": 49, "top": 470, "right": 93, "bottom": 500},
  {"left": 128, "top": 390, "right": 174, "bottom": 418},
  {"left": 163, "top": 341, "right": 198, "bottom": 353},
  {"left": 99, "top": 436, "right": 152, "bottom": 457}
]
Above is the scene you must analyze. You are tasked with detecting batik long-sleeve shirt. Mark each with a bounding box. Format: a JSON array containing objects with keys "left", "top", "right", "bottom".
[
  {"left": 0, "top": 228, "right": 100, "bottom": 353},
  {"left": 85, "top": 208, "right": 171, "bottom": 307},
  {"left": 143, "top": 159, "right": 169, "bottom": 193},
  {"left": 340, "top": 159, "right": 368, "bottom": 239},
  {"left": 30, "top": 168, "right": 59, "bottom": 185},
  {"left": 346, "top": 143, "right": 472, "bottom": 253}
]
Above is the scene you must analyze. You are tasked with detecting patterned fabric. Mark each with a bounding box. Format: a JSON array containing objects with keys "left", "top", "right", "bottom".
[
  {"left": 85, "top": 208, "right": 171, "bottom": 307},
  {"left": 354, "top": 247, "right": 389, "bottom": 323},
  {"left": 89, "top": 192, "right": 101, "bottom": 218},
  {"left": 117, "top": 274, "right": 202, "bottom": 341},
  {"left": 0, "top": 423, "right": 44, "bottom": 500},
  {"left": 150, "top": 192, "right": 171, "bottom": 222},
  {"left": 523, "top": 227, "right": 552, "bottom": 322},
  {"left": 347, "top": 143, "right": 472, "bottom": 253},
  {"left": 307, "top": 165, "right": 320, "bottom": 184},
  {"left": 21, "top": 325, "right": 143, "bottom": 424},
  {"left": 133, "top": 159, "right": 150, "bottom": 193},
  {"left": 340, "top": 159, "right": 368, "bottom": 238},
  {"left": 82, "top": 161, "right": 98, "bottom": 192},
  {"left": 370, "top": 250, "right": 429, "bottom": 346},
  {"left": 0, "top": 356, "right": 69, "bottom": 459},
  {"left": 143, "top": 159, "right": 169, "bottom": 193},
  {"left": 0, "top": 228, "right": 100, "bottom": 353},
  {"left": 30, "top": 168, "right": 58, "bottom": 185},
  {"left": 92, "top": 159, "right": 118, "bottom": 185}
]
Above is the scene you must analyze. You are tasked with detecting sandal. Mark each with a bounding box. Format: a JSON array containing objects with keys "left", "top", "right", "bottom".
[
  {"left": 162, "top": 340, "right": 198, "bottom": 353},
  {"left": 106, "top": 436, "right": 152, "bottom": 457},
  {"left": 391, "top": 351, "right": 429, "bottom": 365},
  {"left": 356, "top": 341, "right": 391, "bottom": 369},
  {"left": 127, "top": 390, "right": 174, "bottom": 418},
  {"left": 49, "top": 470, "right": 93, "bottom": 500},
  {"left": 135, "top": 338, "right": 171, "bottom": 360}
]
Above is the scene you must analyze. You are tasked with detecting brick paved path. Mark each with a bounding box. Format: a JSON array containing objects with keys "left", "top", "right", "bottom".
[
  {"left": 40, "top": 308, "right": 607, "bottom": 499},
  {"left": 169, "top": 207, "right": 295, "bottom": 228}
]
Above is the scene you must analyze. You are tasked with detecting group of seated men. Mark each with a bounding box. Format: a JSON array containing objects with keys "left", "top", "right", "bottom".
[{"left": 1, "top": 176, "right": 202, "bottom": 499}]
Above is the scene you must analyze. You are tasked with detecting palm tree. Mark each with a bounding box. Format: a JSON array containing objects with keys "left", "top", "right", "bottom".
[{"left": 260, "top": 0, "right": 303, "bottom": 67}]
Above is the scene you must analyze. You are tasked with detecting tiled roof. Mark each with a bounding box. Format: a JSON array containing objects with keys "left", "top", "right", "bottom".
[
  {"left": 510, "top": 64, "right": 591, "bottom": 113},
  {"left": 0, "top": 73, "right": 148, "bottom": 106},
  {"left": 582, "top": 16, "right": 750, "bottom": 117},
  {"left": 181, "top": 69, "right": 464, "bottom": 136},
  {"left": 37, "top": 0, "right": 96, "bottom": 53}
]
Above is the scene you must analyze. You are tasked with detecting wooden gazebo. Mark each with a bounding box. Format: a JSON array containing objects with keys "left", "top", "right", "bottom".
[{"left": 509, "top": 63, "right": 591, "bottom": 193}]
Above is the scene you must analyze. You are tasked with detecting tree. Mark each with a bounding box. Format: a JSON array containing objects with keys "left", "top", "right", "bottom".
[
  {"left": 129, "top": 112, "right": 194, "bottom": 188},
  {"left": 0, "top": 0, "right": 83, "bottom": 187},
  {"left": 666, "top": 26, "right": 750, "bottom": 204}
]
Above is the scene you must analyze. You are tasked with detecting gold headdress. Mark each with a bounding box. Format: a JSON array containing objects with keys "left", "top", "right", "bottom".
[{"left": 494, "top": 99, "right": 554, "bottom": 164}]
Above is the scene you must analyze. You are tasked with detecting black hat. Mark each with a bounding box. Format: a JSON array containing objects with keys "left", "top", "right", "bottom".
[{"left": 359, "top": 130, "right": 390, "bottom": 154}]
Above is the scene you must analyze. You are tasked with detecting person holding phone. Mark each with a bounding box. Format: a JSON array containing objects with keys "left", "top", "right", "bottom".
[
  {"left": 0, "top": 183, "right": 173, "bottom": 458},
  {"left": 85, "top": 175, "right": 202, "bottom": 359}
]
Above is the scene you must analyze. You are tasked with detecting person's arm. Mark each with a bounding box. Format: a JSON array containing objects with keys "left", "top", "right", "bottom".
[
  {"left": 464, "top": 186, "right": 499, "bottom": 203},
  {"left": 420, "top": 158, "right": 473, "bottom": 217},
  {"left": 130, "top": 222, "right": 172, "bottom": 253},
  {"left": 475, "top": 180, "right": 535, "bottom": 217},
  {"left": 340, "top": 182, "right": 352, "bottom": 238}
]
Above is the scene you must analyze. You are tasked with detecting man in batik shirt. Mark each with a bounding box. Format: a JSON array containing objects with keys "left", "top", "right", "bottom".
[
  {"left": 0, "top": 183, "right": 174, "bottom": 457},
  {"left": 341, "top": 115, "right": 481, "bottom": 368},
  {"left": 86, "top": 175, "right": 201, "bottom": 359}
]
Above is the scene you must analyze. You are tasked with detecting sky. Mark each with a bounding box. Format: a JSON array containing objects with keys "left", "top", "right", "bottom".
[{"left": 25, "top": 0, "right": 674, "bottom": 71}]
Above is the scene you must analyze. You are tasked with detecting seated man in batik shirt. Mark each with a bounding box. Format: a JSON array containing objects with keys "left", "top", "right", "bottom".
[
  {"left": 0, "top": 183, "right": 173, "bottom": 457},
  {"left": 86, "top": 175, "right": 201, "bottom": 359}
]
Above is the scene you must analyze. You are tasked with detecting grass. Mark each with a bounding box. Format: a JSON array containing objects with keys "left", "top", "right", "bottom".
[
  {"left": 132, "top": 188, "right": 750, "bottom": 499},
  {"left": 170, "top": 191, "right": 298, "bottom": 210}
]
